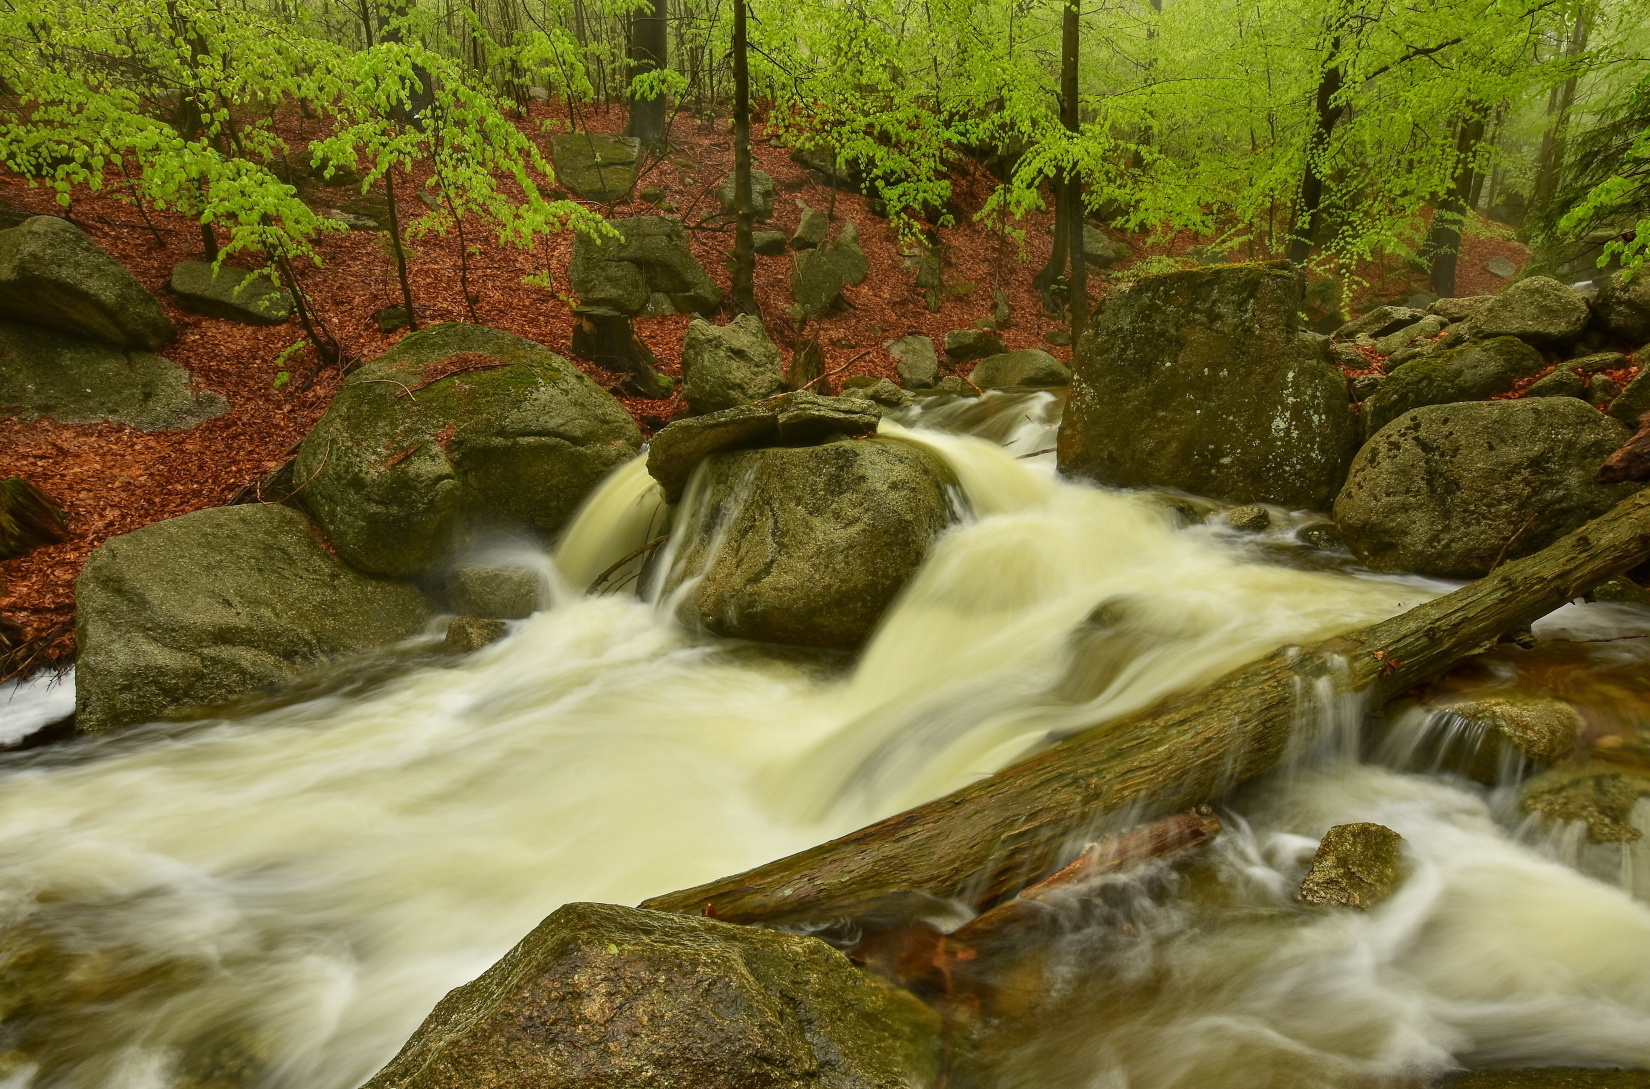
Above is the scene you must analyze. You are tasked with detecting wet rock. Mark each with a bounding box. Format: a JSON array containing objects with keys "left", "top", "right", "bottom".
[
  {"left": 790, "top": 221, "right": 868, "bottom": 321},
  {"left": 1526, "top": 367, "right": 1588, "bottom": 399},
  {"left": 1060, "top": 263, "right": 1356, "bottom": 510},
  {"left": 170, "top": 261, "right": 292, "bottom": 325},
  {"left": 444, "top": 616, "right": 508, "bottom": 654},
  {"left": 1588, "top": 576, "right": 1650, "bottom": 607},
  {"left": 550, "top": 132, "right": 640, "bottom": 202},
  {"left": 1334, "top": 398, "right": 1637, "bottom": 578},
  {"left": 932, "top": 375, "right": 978, "bottom": 396},
  {"left": 777, "top": 390, "right": 883, "bottom": 443},
  {"left": 0, "top": 215, "right": 174, "bottom": 349},
  {"left": 1296, "top": 521, "right": 1343, "bottom": 549},
  {"left": 569, "top": 216, "right": 721, "bottom": 318},
  {"left": 715, "top": 169, "right": 776, "bottom": 220},
  {"left": 1472, "top": 276, "right": 1590, "bottom": 347},
  {"left": 667, "top": 438, "right": 954, "bottom": 649},
  {"left": 1521, "top": 761, "right": 1650, "bottom": 843},
  {"left": 752, "top": 230, "right": 787, "bottom": 257},
  {"left": 1361, "top": 337, "right": 1547, "bottom": 437},
  {"left": 681, "top": 314, "right": 785, "bottom": 415},
  {"left": 790, "top": 200, "right": 829, "bottom": 249},
  {"left": 886, "top": 334, "right": 938, "bottom": 389},
  {"left": 1593, "top": 269, "right": 1650, "bottom": 345},
  {"left": 1439, "top": 693, "right": 1583, "bottom": 784},
  {"left": 75, "top": 504, "right": 433, "bottom": 733},
  {"left": 1223, "top": 504, "right": 1270, "bottom": 531},
  {"left": 294, "top": 323, "right": 642, "bottom": 576},
  {"left": 1428, "top": 295, "right": 1493, "bottom": 323},
  {"left": 446, "top": 564, "right": 543, "bottom": 619},
  {"left": 0, "top": 320, "right": 226, "bottom": 431},
  {"left": 943, "top": 329, "right": 1005, "bottom": 361},
  {"left": 1334, "top": 305, "right": 1427, "bottom": 341},
  {"left": 1297, "top": 823, "right": 1404, "bottom": 910},
  {"left": 361, "top": 901, "right": 940, "bottom": 1089},
  {"left": 968, "top": 349, "right": 1070, "bottom": 390}
]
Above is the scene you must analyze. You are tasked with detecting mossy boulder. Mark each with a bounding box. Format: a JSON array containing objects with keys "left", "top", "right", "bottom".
[
  {"left": 790, "top": 221, "right": 868, "bottom": 321},
  {"left": 294, "top": 324, "right": 642, "bottom": 576},
  {"left": 1435, "top": 693, "right": 1583, "bottom": 784},
  {"left": 1361, "top": 336, "right": 1547, "bottom": 437},
  {"left": 1298, "top": 823, "right": 1404, "bottom": 910},
  {"left": 1594, "top": 269, "right": 1650, "bottom": 345},
  {"left": 665, "top": 438, "right": 954, "bottom": 649},
  {"left": 715, "top": 169, "right": 776, "bottom": 220},
  {"left": 886, "top": 334, "right": 938, "bottom": 388},
  {"left": 1058, "top": 263, "right": 1357, "bottom": 510},
  {"left": 0, "top": 216, "right": 174, "bottom": 349},
  {"left": 0, "top": 320, "right": 226, "bottom": 430},
  {"left": 1521, "top": 761, "right": 1650, "bottom": 843},
  {"left": 74, "top": 504, "right": 433, "bottom": 733},
  {"left": 169, "top": 261, "right": 293, "bottom": 325},
  {"left": 1334, "top": 398, "right": 1637, "bottom": 578},
  {"left": 791, "top": 200, "right": 829, "bottom": 249},
  {"left": 360, "top": 901, "right": 941, "bottom": 1089},
  {"left": 446, "top": 563, "right": 545, "bottom": 619},
  {"left": 1472, "top": 275, "right": 1590, "bottom": 347},
  {"left": 549, "top": 132, "right": 640, "bottom": 202},
  {"left": 680, "top": 315, "right": 785, "bottom": 415},
  {"left": 569, "top": 216, "right": 721, "bottom": 317},
  {"left": 968, "top": 349, "right": 1070, "bottom": 389},
  {"left": 1609, "top": 368, "right": 1650, "bottom": 428}
]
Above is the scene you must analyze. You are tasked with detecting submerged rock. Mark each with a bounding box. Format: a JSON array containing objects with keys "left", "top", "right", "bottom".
[
  {"left": 1059, "top": 263, "right": 1357, "bottom": 510},
  {"left": 1334, "top": 398, "right": 1636, "bottom": 578},
  {"left": 294, "top": 323, "right": 641, "bottom": 576},
  {"left": 1361, "top": 337, "right": 1546, "bottom": 437},
  {"left": 550, "top": 132, "right": 640, "bottom": 202},
  {"left": 570, "top": 216, "right": 721, "bottom": 317},
  {"left": 1521, "top": 761, "right": 1650, "bottom": 843},
  {"left": 0, "top": 320, "right": 226, "bottom": 431},
  {"left": 359, "top": 901, "right": 941, "bottom": 1089},
  {"left": 444, "top": 616, "right": 508, "bottom": 654},
  {"left": 0, "top": 216, "right": 174, "bottom": 349},
  {"left": 666, "top": 438, "right": 953, "bottom": 649},
  {"left": 680, "top": 315, "right": 785, "bottom": 415},
  {"left": 968, "top": 349, "right": 1070, "bottom": 389},
  {"left": 74, "top": 504, "right": 432, "bottom": 733},
  {"left": 1297, "top": 822, "right": 1404, "bottom": 910},
  {"left": 1223, "top": 504, "right": 1270, "bottom": 531},
  {"left": 1437, "top": 693, "right": 1583, "bottom": 784},
  {"left": 171, "top": 261, "right": 292, "bottom": 325}
]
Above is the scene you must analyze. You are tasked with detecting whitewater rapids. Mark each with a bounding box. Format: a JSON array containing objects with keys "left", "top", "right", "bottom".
[{"left": 1, "top": 391, "right": 1648, "bottom": 1089}]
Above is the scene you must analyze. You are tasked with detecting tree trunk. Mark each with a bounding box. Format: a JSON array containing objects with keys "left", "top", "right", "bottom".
[
  {"left": 1061, "top": 0, "right": 1086, "bottom": 339},
  {"left": 1426, "top": 112, "right": 1485, "bottom": 298},
  {"left": 1532, "top": 15, "right": 1589, "bottom": 211},
  {"left": 730, "top": 0, "right": 756, "bottom": 314},
  {"left": 381, "top": 168, "right": 419, "bottom": 330},
  {"left": 642, "top": 486, "right": 1650, "bottom": 925},
  {"left": 624, "top": 0, "right": 669, "bottom": 146},
  {"left": 1287, "top": 37, "right": 1346, "bottom": 266}
]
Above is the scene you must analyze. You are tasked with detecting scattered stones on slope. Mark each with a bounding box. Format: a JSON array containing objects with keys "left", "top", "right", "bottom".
[
  {"left": 294, "top": 323, "right": 642, "bottom": 577},
  {"left": 886, "top": 334, "right": 939, "bottom": 388},
  {"left": 570, "top": 216, "right": 722, "bottom": 318},
  {"left": 715, "top": 169, "right": 776, "bottom": 220},
  {"left": 0, "top": 320, "right": 227, "bottom": 431},
  {"left": 790, "top": 220, "right": 868, "bottom": 321},
  {"left": 1059, "top": 262, "right": 1357, "bottom": 511},
  {"left": 1298, "top": 823, "right": 1404, "bottom": 910},
  {"left": 1334, "top": 398, "right": 1637, "bottom": 578},
  {"left": 74, "top": 504, "right": 433, "bottom": 733},
  {"left": 0, "top": 215, "right": 174, "bottom": 350},
  {"left": 359, "top": 901, "right": 940, "bottom": 1089},
  {"left": 169, "top": 261, "right": 294, "bottom": 325},
  {"left": 680, "top": 315, "right": 785, "bottom": 415},
  {"left": 790, "top": 199, "right": 829, "bottom": 249},
  {"left": 1360, "top": 336, "right": 1547, "bottom": 437},
  {"left": 664, "top": 438, "right": 954, "bottom": 649},
  {"left": 942, "top": 329, "right": 1005, "bottom": 361},
  {"left": 968, "top": 349, "right": 1070, "bottom": 390},
  {"left": 550, "top": 132, "right": 641, "bottom": 202}
]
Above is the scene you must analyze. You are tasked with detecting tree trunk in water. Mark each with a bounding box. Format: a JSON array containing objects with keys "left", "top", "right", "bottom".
[
  {"left": 730, "top": 0, "right": 756, "bottom": 314},
  {"left": 624, "top": 0, "right": 669, "bottom": 146},
  {"left": 642, "top": 487, "right": 1650, "bottom": 925},
  {"left": 1427, "top": 112, "right": 1486, "bottom": 298},
  {"left": 1287, "top": 45, "right": 1345, "bottom": 266},
  {"left": 382, "top": 169, "right": 419, "bottom": 330}
]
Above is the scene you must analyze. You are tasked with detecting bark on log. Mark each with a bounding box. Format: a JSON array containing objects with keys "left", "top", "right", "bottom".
[{"left": 642, "top": 487, "right": 1650, "bottom": 924}]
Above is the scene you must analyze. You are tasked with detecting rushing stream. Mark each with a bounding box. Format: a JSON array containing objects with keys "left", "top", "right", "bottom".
[{"left": 3, "top": 392, "right": 1650, "bottom": 1089}]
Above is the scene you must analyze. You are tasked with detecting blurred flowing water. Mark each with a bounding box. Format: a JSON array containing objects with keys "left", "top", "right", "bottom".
[{"left": 1, "top": 391, "right": 1648, "bottom": 1089}]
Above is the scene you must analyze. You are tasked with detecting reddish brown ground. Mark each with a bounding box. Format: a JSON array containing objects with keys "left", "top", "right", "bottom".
[{"left": 0, "top": 101, "right": 1534, "bottom": 670}]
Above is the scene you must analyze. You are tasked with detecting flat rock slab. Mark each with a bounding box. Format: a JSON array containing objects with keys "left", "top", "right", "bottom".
[
  {"left": 551, "top": 133, "right": 641, "bottom": 203},
  {"left": 0, "top": 319, "right": 226, "bottom": 431},
  {"left": 170, "top": 261, "right": 293, "bottom": 325},
  {"left": 0, "top": 215, "right": 173, "bottom": 349}
]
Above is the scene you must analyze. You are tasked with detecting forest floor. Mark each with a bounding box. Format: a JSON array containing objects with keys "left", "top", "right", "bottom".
[{"left": 0, "top": 101, "right": 1531, "bottom": 671}]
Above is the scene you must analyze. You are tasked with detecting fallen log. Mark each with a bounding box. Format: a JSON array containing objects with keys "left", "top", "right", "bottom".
[{"left": 642, "top": 486, "right": 1650, "bottom": 924}]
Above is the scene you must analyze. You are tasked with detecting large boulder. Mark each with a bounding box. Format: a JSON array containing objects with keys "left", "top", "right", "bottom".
[
  {"left": 680, "top": 315, "right": 785, "bottom": 415},
  {"left": 74, "top": 504, "right": 432, "bottom": 733},
  {"left": 293, "top": 324, "right": 642, "bottom": 576},
  {"left": 0, "top": 216, "right": 174, "bottom": 349},
  {"left": 1471, "top": 275, "right": 1590, "bottom": 347},
  {"left": 665, "top": 438, "right": 954, "bottom": 648},
  {"left": 169, "top": 261, "right": 293, "bottom": 325},
  {"left": 1334, "top": 398, "right": 1638, "bottom": 578},
  {"left": 1361, "top": 336, "right": 1547, "bottom": 437},
  {"left": 550, "top": 132, "right": 640, "bottom": 203},
  {"left": 968, "top": 349, "right": 1070, "bottom": 389},
  {"left": 361, "top": 902, "right": 940, "bottom": 1089},
  {"left": 1058, "top": 263, "right": 1357, "bottom": 511},
  {"left": 569, "top": 216, "right": 721, "bottom": 317},
  {"left": 0, "top": 320, "right": 226, "bottom": 430},
  {"left": 1593, "top": 269, "right": 1650, "bottom": 345},
  {"left": 790, "top": 221, "right": 868, "bottom": 321},
  {"left": 715, "top": 169, "right": 776, "bottom": 220}
]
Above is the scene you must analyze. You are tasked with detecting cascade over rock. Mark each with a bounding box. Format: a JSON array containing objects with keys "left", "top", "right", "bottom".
[
  {"left": 0, "top": 216, "right": 174, "bottom": 350},
  {"left": 569, "top": 216, "right": 721, "bottom": 317},
  {"left": 360, "top": 901, "right": 940, "bottom": 1089},
  {"left": 74, "top": 504, "right": 432, "bottom": 733},
  {"left": 294, "top": 324, "right": 642, "bottom": 576},
  {"left": 665, "top": 437, "right": 954, "bottom": 649},
  {"left": 1334, "top": 397, "right": 1638, "bottom": 578},
  {"left": 1058, "top": 263, "right": 1357, "bottom": 510},
  {"left": 0, "top": 319, "right": 226, "bottom": 430}
]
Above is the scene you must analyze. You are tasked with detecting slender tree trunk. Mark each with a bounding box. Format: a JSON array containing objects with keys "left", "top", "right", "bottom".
[
  {"left": 1533, "top": 15, "right": 1588, "bottom": 210},
  {"left": 624, "top": 0, "right": 669, "bottom": 146},
  {"left": 199, "top": 221, "right": 220, "bottom": 262},
  {"left": 1288, "top": 47, "right": 1345, "bottom": 266},
  {"left": 1426, "top": 112, "right": 1486, "bottom": 298},
  {"left": 382, "top": 168, "right": 419, "bottom": 329},
  {"left": 275, "top": 255, "right": 342, "bottom": 373},
  {"left": 730, "top": 0, "right": 756, "bottom": 314},
  {"left": 1062, "top": 0, "right": 1086, "bottom": 339}
]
